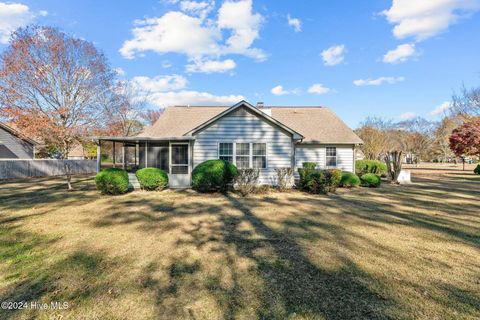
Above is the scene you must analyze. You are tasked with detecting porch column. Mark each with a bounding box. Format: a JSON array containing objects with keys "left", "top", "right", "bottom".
[
  {"left": 122, "top": 143, "right": 126, "bottom": 170},
  {"left": 112, "top": 142, "right": 116, "bottom": 168},
  {"left": 96, "top": 141, "right": 101, "bottom": 172},
  {"left": 145, "top": 141, "right": 148, "bottom": 168}
]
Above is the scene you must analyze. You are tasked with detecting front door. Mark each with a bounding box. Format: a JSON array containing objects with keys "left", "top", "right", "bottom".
[{"left": 169, "top": 143, "right": 190, "bottom": 188}]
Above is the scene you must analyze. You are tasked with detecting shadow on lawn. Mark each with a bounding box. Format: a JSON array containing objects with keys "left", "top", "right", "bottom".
[{"left": 0, "top": 226, "right": 117, "bottom": 319}]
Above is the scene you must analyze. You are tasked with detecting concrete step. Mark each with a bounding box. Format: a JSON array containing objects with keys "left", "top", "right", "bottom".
[{"left": 128, "top": 173, "right": 141, "bottom": 190}]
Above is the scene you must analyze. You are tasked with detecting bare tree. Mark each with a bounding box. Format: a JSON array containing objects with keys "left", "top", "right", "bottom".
[
  {"left": 451, "top": 84, "right": 480, "bottom": 117},
  {"left": 141, "top": 109, "right": 164, "bottom": 126},
  {"left": 355, "top": 117, "right": 392, "bottom": 160}
]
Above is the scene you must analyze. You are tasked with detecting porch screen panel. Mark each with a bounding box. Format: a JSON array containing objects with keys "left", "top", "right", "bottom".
[{"left": 171, "top": 144, "right": 188, "bottom": 174}]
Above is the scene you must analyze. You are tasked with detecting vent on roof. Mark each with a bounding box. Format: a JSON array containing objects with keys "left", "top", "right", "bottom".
[{"left": 256, "top": 102, "right": 264, "bottom": 108}]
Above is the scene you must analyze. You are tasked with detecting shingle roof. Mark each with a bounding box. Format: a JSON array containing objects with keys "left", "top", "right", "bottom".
[
  {"left": 138, "top": 104, "right": 363, "bottom": 144},
  {"left": 0, "top": 122, "right": 38, "bottom": 145}
]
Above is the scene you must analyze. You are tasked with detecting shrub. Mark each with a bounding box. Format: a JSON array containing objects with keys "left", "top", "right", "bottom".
[
  {"left": 304, "top": 169, "right": 342, "bottom": 194},
  {"left": 356, "top": 160, "right": 387, "bottom": 177},
  {"left": 360, "top": 173, "right": 381, "bottom": 188},
  {"left": 136, "top": 168, "right": 168, "bottom": 191},
  {"left": 298, "top": 162, "right": 317, "bottom": 190},
  {"left": 192, "top": 160, "right": 238, "bottom": 192},
  {"left": 95, "top": 168, "right": 129, "bottom": 195},
  {"left": 340, "top": 171, "right": 360, "bottom": 188},
  {"left": 235, "top": 169, "right": 260, "bottom": 196},
  {"left": 474, "top": 164, "right": 480, "bottom": 175},
  {"left": 275, "top": 167, "right": 293, "bottom": 191}
]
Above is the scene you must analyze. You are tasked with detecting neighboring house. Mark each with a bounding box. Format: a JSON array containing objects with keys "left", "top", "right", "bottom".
[
  {"left": 0, "top": 122, "right": 37, "bottom": 159},
  {"left": 67, "top": 144, "right": 87, "bottom": 160},
  {"left": 95, "top": 101, "right": 363, "bottom": 187}
]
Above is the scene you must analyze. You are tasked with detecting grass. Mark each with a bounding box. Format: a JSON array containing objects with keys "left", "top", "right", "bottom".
[{"left": 0, "top": 165, "right": 479, "bottom": 319}]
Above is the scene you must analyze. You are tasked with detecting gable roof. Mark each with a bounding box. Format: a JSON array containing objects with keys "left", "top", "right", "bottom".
[
  {"left": 185, "top": 101, "right": 304, "bottom": 139},
  {"left": 0, "top": 122, "right": 38, "bottom": 145},
  {"left": 138, "top": 101, "right": 363, "bottom": 144}
]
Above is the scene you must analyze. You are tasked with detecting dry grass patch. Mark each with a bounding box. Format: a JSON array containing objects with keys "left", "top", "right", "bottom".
[{"left": 0, "top": 169, "right": 479, "bottom": 319}]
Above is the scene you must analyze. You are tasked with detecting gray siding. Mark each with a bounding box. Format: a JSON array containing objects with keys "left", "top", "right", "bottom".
[
  {"left": 0, "top": 127, "right": 34, "bottom": 159},
  {"left": 295, "top": 144, "right": 354, "bottom": 173},
  {"left": 193, "top": 107, "right": 293, "bottom": 185}
]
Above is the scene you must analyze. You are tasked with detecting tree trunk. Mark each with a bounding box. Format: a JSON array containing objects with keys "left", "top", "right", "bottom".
[
  {"left": 384, "top": 151, "right": 403, "bottom": 184},
  {"left": 64, "top": 162, "right": 72, "bottom": 191}
]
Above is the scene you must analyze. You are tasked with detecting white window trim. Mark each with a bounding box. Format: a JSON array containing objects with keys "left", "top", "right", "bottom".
[
  {"left": 217, "top": 142, "right": 268, "bottom": 169},
  {"left": 170, "top": 142, "right": 190, "bottom": 174}
]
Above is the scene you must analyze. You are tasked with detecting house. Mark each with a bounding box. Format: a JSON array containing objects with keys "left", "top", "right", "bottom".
[
  {"left": 94, "top": 101, "right": 363, "bottom": 188},
  {"left": 0, "top": 122, "right": 37, "bottom": 159}
]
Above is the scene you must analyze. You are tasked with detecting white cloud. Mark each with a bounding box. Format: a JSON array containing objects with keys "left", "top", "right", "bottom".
[
  {"left": 321, "top": 45, "right": 345, "bottom": 66},
  {"left": 382, "top": 0, "right": 480, "bottom": 41},
  {"left": 130, "top": 74, "right": 188, "bottom": 92},
  {"left": 383, "top": 43, "right": 417, "bottom": 64},
  {"left": 0, "top": 2, "right": 47, "bottom": 44},
  {"left": 271, "top": 85, "right": 289, "bottom": 96},
  {"left": 120, "top": 0, "right": 265, "bottom": 72},
  {"left": 400, "top": 111, "right": 416, "bottom": 120},
  {"left": 287, "top": 14, "right": 302, "bottom": 32},
  {"left": 430, "top": 101, "right": 452, "bottom": 115},
  {"left": 307, "top": 83, "right": 331, "bottom": 95},
  {"left": 114, "top": 67, "right": 126, "bottom": 76},
  {"left": 353, "top": 76, "right": 405, "bottom": 86},
  {"left": 129, "top": 74, "right": 243, "bottom": 107},
  {"left": 186, "top": 59, "right": 236, "bottom": 73},
  {"left": 179, "top": 0, "right": 214, "bottom": 19}
]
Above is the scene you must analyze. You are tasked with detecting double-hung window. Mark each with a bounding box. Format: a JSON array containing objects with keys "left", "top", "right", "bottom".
[
  {"left": 218, "top": 143, "right": 233, "bottom": 162},
  {"left": 236, "top": 143, "right": 250, "bottom": 168},
  {"left": 326, "top": 146, "right": 337, "bottom": 167},
  {"left": 218, "top": 142, "right": 267, "bottom": 169},
  {"left": 252, "top": 143, "right": 267, "bottom": 169}
]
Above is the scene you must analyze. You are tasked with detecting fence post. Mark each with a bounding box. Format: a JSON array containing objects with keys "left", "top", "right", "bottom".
[{"left": 96, "top": 142, "right": 101, "bottom": 172}]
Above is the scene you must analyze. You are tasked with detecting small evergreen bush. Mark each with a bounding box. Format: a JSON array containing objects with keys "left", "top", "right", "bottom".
[
  {"left": 304, "top": 169, "right": 342, "bottom": 194},
  {"left": 474, "top": 164, "right": 480, "bottom": 175},
  {"left": 95, "top": 168, "right": 129, "bottom": 195},
  {"left": 297, "top": 162, "right": 317, "bottom": 190},
  {"left": 192, "top": 159, "right": 237, "bottom": 192},
  {"left": 356, "top": 160, "right": 387, "bottom": 177},
  {"left": 340, "top": 172, "right": 360, "bottom": 188},
  {"left": 360, "top": 173, "right": 381, "bottom": 188},
  {"left": 136, "top": 168, "right": 168, "bottom": 191}
]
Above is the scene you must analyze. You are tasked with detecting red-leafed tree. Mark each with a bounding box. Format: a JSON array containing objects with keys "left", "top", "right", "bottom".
[
  {"left": 449, "top": 118, "right": 480, "bottom": 167},
  {"left": 0, "top": 26, "right": 116, "bottom": 189}
]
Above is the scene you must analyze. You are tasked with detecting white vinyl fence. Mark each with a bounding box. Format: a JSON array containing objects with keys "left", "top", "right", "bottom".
[{"left": 0, "top": 159, "right": 96, "bottom": 180}]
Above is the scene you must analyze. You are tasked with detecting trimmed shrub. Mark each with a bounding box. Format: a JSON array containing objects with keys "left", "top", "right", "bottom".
[
  {"left": 304, "top": 169, "right": 342, "bottom": 194},
  {"left": 356, "top": 160, "right": 387, "bottom": 177},
  {"left": 360, "top": 173, "right": 381, "bottom": 188},
  {"left": 235, "top": 169, "right": 260, "bottom": 196},
  {"left": 95, "top": 168, "right": 129, "bottom": 195},
  {"left": 136, "top": 168, "right": 168, "bottom": 191},
  {"left": 474, "top": 164, "right": 480, "bottom": 175},
  {"left": 298, "top": 162, "right": 317, "bottom": 190},
  {"left": 192, "top": 159, "right": 238, "bottom": 192},
  {"left": 340, "top": 171, "right": 360, "bottom": 188}
]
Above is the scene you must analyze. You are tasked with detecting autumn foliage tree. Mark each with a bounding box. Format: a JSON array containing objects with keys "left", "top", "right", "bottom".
[
  {"left": 449, "top": 117, "right": 480, "bottom": 162},
  {"left": 0, "top": 26, "right": 116, "bottom": 159}
]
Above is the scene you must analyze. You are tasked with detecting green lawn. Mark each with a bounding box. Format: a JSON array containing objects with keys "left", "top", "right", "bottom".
[{"left": 0, "top": 167, "right": 479, "bottom": 319}]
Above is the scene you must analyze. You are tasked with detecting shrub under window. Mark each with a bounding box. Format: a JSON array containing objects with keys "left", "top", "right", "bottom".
[{"left": 192, "top": 159, "right": 237, "bottom": 192}]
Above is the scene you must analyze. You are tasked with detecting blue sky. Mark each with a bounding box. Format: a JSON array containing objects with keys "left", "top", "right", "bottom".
[{"left": 1, "top": 0, "right": 480, "bottom": 127}]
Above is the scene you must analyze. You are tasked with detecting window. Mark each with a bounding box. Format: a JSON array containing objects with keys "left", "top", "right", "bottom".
[
  {"left": 218, "top": 142, "right": 267, "bottom": 169},
  {"left": 236, "top": 143, "right": 250, "bottom": 168},
  {"left": 219, "top": 143, "right": 233, "bottom": 162},
  {"left": 326, "top": 147, "right": 337, "bottom": 167},
  {"left": 171, "top": 144, "right": 188, "bottom": 174},
  {"left": 252, "top": 143, "right": 267, "bottom": 169}
]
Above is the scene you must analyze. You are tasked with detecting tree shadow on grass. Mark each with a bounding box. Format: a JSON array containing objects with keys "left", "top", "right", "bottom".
[
  {"left": 0, "top": 226, "right": 118, "bottom": 319},
  {"left": 170, "top": 193, "right": 394, "bottom": 319}
]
